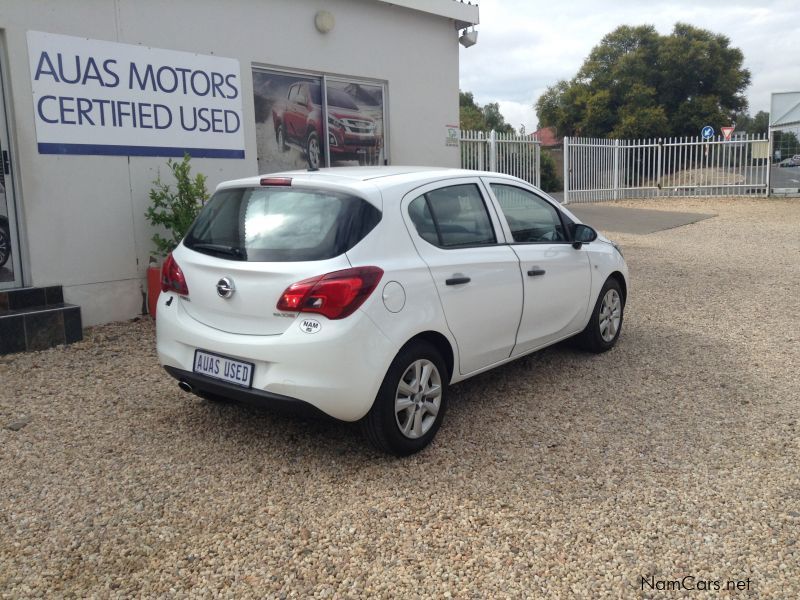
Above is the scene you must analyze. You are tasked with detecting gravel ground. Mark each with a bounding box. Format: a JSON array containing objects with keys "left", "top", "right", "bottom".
[{"left": 1, "top": 197, "right": 799, "bottom": 599}]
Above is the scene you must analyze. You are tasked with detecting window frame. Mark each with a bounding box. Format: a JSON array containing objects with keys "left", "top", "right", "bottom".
[
  {"left": 251, "top": 65, "right": 389, "bottom": 170},
  {"left": 402, "top": 178, "right": 508, "bottom": 250},
  {"left": 482, "top": 179, "right": 576, "bottom": 246}
]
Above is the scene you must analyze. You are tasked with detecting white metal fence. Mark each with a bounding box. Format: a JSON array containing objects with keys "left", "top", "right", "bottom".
[
  {"left": 460, "top": 130, "right": 541, "bottom": 187},
  {"left": 563, "top": 134, "right": 770, "bottom": 203}
]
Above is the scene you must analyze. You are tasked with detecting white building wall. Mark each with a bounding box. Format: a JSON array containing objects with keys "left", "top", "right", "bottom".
[{"left": 0, "top": 0, "right": 464, "bottom": 324}]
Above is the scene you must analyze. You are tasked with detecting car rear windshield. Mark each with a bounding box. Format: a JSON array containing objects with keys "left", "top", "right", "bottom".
[{"left": 184, "top": 187, "right": 381, "bottom": 262}]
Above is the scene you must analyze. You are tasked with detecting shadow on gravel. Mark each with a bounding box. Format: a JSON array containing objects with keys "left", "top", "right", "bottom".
[
  {"left": 437, "top": 321, "right": 768, "bottom": 458},
  {"left": 153, "top": 316, "right": 772, "bottom": 465},
  {"left": 165, "top": 393, "right": 372, "bottom": 459}
]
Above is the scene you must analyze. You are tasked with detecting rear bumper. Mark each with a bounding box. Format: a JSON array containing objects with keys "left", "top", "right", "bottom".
[
  {"left": 156, "top": 293, "right": 396, "bottom": 421},
  {"left": 164, "top": 366, "right": 330, "bottom": 419}
]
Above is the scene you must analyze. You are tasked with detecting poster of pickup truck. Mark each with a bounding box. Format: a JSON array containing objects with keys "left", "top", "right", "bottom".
[{"left": 253, "top": 69, "right": 384, "bottom": 173}]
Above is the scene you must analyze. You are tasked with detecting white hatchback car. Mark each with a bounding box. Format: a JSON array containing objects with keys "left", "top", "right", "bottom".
[{"left": 157, "top": 167, "right": 628, "bottom": 455}]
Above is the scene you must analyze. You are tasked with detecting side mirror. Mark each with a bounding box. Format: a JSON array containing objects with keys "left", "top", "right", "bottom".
[{"left": 571, "top": 223, "right": 597, "bottom": 249}]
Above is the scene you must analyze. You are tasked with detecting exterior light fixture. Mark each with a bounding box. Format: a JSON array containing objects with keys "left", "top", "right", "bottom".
[
  {"left": 459, "top": 27, "right": 478, "bottom": 48},
  {"left": 315, "top": 11, "right": 335, "bottom": 34}
]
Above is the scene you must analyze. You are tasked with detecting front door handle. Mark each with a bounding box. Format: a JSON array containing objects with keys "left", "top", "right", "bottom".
[
  {"left": 527, "top": 268, "right": 546, "bottom": 277},
  {"left": 445, "top": 276, "right": 471, "bottom": 286}
]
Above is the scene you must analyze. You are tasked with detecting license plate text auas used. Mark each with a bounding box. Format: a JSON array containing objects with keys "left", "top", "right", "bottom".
[{"left": 193, "top": 350, "right": 254, "bottom": 388}]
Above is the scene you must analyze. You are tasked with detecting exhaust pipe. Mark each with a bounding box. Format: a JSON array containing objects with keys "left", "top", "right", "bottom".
[{"left": 178, "top": 380, "right": 193, "bottom": 393}]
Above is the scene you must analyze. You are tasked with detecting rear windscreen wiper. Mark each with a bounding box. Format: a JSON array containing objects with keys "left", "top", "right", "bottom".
[{"left": 190, "top": 243, "right": 246, "bottom": 259}]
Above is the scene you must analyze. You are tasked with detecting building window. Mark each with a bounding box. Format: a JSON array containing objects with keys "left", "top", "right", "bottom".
[{"left": 252, "top": 68, "right": 387, "bottom": 173}]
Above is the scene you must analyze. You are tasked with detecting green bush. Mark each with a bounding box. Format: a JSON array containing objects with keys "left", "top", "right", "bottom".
[
  {"left": 539, "top": 150, "right": 562, "bottom": 193},
  {"left": 145, "top": 154, "right": 209, "bottom": 257}
]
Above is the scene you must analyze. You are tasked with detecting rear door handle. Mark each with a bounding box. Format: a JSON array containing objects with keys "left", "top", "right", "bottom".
[
  {"left": 527, "top": 268, "right": 546, "bottom": 277},
  {"left": 445, "top": 276, "right": 471, "bottom": 286}
]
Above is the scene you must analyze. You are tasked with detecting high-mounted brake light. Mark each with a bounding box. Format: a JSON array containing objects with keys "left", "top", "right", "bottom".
[
  {"left": 161, "top": 252, "right": 189, "bottom": 296},
  {"left": 260, "top": 177, "right": 292, "bottom": 186},
  {"left": 277, "top": 266, "right": 384, "bottom": 320}
]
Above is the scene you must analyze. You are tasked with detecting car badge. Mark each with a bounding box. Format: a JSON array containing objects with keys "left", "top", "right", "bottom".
[{"left": 216, "top": 277, "right": 235, "bottom": 299}]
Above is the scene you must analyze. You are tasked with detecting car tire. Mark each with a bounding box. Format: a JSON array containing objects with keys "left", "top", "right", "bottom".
[
  {"left": 575, "top": 277, "right": 624, "bottom": 353},
  {"left": 0, "top": 220, "right": 10, "bottom": 269},
  {"left": 305, "top": 131, "right": 321, "bottom": 170},
  {"left": 276, "top": 124, "right": 288, "bottom": 152},
  {"left": 362, "top": 340, "right": 448, "bottom": 456}
]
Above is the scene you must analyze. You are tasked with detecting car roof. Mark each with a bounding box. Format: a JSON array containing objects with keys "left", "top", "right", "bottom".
[{"left": 216, "top": 166, "right": 526, "bottom": 191}]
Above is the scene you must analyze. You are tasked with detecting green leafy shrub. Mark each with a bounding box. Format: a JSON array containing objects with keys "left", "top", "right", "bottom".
[
  {"left": 539, "top": 150, "right": 562, "bottom": 193},
  {"left": 145, "top": 154, "right": 209, "bottom": 257}
]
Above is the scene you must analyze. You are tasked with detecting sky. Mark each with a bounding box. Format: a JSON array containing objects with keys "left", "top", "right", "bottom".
[{"left": 458, "top": 0, "right": 800, "bottom": 133}]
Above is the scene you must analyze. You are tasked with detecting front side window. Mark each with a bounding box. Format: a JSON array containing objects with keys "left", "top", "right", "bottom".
[
  {"left": 185, "top": 187, "right": 380, "bottom": 262},
  {"left": 490, "top": 184, "right": 567, "bottom": 243},
  {"left": 408, "top": 184, "right": 496, "bottom": 248}
]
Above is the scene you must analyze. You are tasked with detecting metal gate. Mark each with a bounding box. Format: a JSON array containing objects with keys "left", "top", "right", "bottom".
[
  {"left": 563, "top": 135, "right": 770, "bottom": 203},
  {"left": 460, "top": 130, "right": 541, "bottom": 187},
  {"left": 769, "top": 91, "right": 800, "bottom": 196}
]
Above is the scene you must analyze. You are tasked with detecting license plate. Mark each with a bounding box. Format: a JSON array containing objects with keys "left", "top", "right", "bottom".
[{"left": 192, "top": 350, "right": 254, "bottom": 388}]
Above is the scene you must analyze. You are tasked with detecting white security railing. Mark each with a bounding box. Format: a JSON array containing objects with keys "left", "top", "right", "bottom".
[
  {"left": 460, "top": 130, "right": 541, "bottom": 187},
  {"left": 563, "top": 134, "right": 770, "bottom": 203}
]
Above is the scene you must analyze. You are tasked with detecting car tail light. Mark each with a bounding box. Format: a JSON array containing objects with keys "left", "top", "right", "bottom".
[
  {"left": 260, "top": 177, "right": 292, "bottom": 186},
  {"left": 277, "top": 266, "right": 384, "bottom": 320},
  {"left": 161, "top": 252, "right": 189, "bottom": 296}
]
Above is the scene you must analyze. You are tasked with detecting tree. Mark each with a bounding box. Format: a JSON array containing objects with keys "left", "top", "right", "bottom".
[
  {"left": 733, "top": 110, "right": 769, "bottom": 135},
  {"left": 773, "top": 130, "right": 800, "bottom": 160},
  {"left": 460, "top": 91, "right": 514, "bottom": 133},
  {"left": 145, "top": 154, "right": 208, "bottom": 257},
  {"left": 535, "top": 23, "right": 751, "bottom": 139}
]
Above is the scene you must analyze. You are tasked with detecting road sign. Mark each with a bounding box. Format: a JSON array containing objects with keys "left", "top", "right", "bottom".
[
  {"left": 701, "top": 125, "right": 715, "bottom": 140},
  {"left": 721, "top": 126, "right": 735, "bottom": 141}
]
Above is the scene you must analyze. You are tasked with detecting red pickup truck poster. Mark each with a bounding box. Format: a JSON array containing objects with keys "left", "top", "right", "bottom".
[{"left": 253, "top": 69, "right": 384, "bottom": 173}]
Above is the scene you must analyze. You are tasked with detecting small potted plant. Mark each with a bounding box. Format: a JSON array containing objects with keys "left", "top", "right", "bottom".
[{"left": 144, "top": 153, "right": 208, "bottom": 317}]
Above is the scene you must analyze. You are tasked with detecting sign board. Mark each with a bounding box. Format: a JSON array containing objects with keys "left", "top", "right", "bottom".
[
  {"left": 752, "top": 140, "right": 770, "bottom": 160},
  {"left": 445, "top": 124, "right": 460, "bottom": 147},
  {"left": 701, "top": 125, "right": 714, "bottom": 140},
  {"left": 721, "top": 126, "right": 735, "bottom": 141},
  {"left": 27, "top": 31, "right": 245, "bottom": 158}
]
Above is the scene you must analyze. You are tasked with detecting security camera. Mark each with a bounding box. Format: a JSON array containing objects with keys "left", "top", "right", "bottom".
[{"left": 459, "top": 29, "right": 478, "bottom": 48}]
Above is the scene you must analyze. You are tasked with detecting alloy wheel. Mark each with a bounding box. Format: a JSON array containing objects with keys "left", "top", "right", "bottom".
[
  {"left": 307, "top": 136, "right": 320, "bottom": 168},
  {"left": 394, "top": 359, "right": 442, "bottom": 439},
  {"left": 599, "top": 289, "right": 622, "bottom": 342}
]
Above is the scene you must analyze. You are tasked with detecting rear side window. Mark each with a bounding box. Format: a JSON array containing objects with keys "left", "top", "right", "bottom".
[
  {"left": 185, "top": 187, "right": 381, "bottom": 261},
  {"left": 408, "top": 184, "right": 496, "bottom": 248}
]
